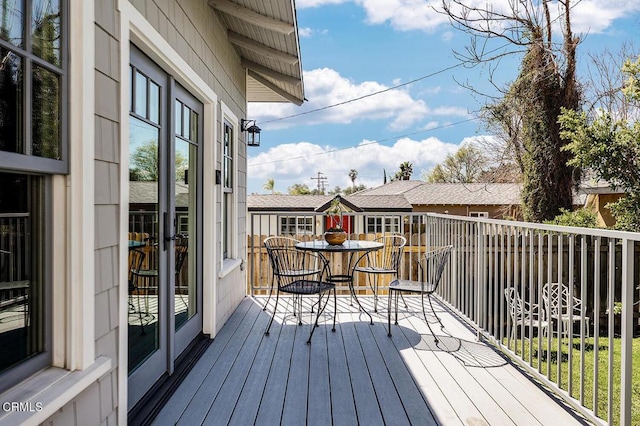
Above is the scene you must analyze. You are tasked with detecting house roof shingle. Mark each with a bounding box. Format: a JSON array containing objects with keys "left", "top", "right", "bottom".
[{"left": 403, "top": 183, "right": 522, "bottom": 205}]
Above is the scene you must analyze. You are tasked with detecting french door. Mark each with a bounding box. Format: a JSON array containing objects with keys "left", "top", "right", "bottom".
[{"left": 127, "top": 45, "right": 203, "bottom": 407}]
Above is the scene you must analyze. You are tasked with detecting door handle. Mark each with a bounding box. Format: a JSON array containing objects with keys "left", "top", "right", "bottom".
[{"left": 163, "top": 212, "right": 177, "bottom": 250}]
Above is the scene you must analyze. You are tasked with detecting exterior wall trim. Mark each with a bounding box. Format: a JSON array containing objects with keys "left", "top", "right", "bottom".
[
  {"left": 0, "top": 357, "right": 111, "bottom": 426},
  {"left": 117, "top": 1, "right": 220, "bottom": 420}
]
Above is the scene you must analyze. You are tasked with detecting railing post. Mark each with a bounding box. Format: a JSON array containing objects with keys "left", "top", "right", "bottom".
[
  {"left": 621, "top": 238, "right": 634, "bottom": 426},
  {"left": 476, "top": 221, "right": 484, "bottom": 341}
]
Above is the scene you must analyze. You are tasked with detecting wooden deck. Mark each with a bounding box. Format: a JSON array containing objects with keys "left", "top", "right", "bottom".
[{"left": 151, "top": 296, "right": 590, "bottom": 425}]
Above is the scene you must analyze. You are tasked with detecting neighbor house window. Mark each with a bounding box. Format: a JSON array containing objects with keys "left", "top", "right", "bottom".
[
  {"left": 280, "top": 216, "right": 313, "bottom": 235},
  {"left": 366, "top": 216, "right": 400, "bottom": 233},
  {"left": 222, "top": 121, "right": 234, "bottom": 258},
  {"left": 469, "top": 212, "right": 489, "bottom": 218},
  {"left": 0, "top": 0, "right": 65, "bottom": 391}
]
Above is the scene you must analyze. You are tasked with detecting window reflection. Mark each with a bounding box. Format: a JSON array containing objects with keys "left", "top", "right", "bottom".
[
  {"left": 0, "top": 172, "right": 44, "bottom": 376},
  {"left": 0, "top": 1, "right": 24, "bottom": 48},
  {"left": 0, "top": 49, "right": 22, "bottom": 154},
  {"left": 31, "top": 0, "right": 61, "bottom": 67},
  {"left": 31, "top": 64, "right": 60, "bottom": 159}
]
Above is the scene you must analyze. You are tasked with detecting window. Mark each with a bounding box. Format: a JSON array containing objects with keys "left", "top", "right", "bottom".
[
  {"left": 0, "top": 0, "right": 65, "bottom": 391},
  {"left": 222, "top": 121, "right": 234, "bottom": 258},
  {"left": 366, "top": 216, "right": 400, "bottom": 233},
  {"left": 0, "top": 0, "right": 67, "bottom": 173},
  {"left": 469, "top": 212, "right": 489, "bottom": 218},
  {"left": 280, "top": 216, "right": 313, "bottom": 235}
]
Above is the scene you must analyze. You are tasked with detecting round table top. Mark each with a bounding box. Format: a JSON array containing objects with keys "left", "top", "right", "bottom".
[{"left": 295, "top": 239, "right": 383, "bottom": 253}]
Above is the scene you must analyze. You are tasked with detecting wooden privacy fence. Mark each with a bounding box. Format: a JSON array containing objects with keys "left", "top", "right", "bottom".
[{"left": 247, "top": 233, "right": 430, "bottom": 297}]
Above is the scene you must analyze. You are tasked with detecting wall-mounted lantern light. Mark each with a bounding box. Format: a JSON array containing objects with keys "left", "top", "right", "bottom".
[{"left": 241, "top": 119, "right": 261, "bottom": 147}]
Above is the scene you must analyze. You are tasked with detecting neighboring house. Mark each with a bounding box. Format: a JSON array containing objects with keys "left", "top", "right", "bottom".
[
  {"left": 356, "top": 181, "right": 522, "bottom": 219},
  {"left": 0, "top": 1, "right": 304, "bottom": 425},
  {"left": 247, "top": 181, "right": 522, "bottom": 237},
  {"left": 578, "top": 181, "right": 626, "bottom": 228}
]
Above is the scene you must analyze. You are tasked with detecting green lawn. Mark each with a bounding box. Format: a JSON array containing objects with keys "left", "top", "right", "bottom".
[{"left": 502, "top": 335, "right": 640, "bottom": 425}]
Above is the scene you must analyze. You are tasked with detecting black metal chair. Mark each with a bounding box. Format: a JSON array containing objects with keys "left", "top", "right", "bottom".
[
  {"left": 262, "top": 236, "right": 303, "bottom": 311},
  {"left": 354, "top": 234, "right": 406, "bottom": 312},
  {"left": 264, "top": 240, "right": 336, "bottom": 344},
  {"left": 128, "top": 248, "right": 146, "bottom": 331},
  {"left": 387, "top": 245, "right": 453, "bottom": 343}
]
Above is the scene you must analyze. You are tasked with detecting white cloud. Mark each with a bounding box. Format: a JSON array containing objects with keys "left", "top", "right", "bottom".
[
  {"left": 249, "top": 68, "right": 466, "bottom": 131},
  {"left": 324, "top": 0, "right": 640, "bottom": 34},
  {"left": 297, "top": 0, "right": 349, "bottom": 8},
  {"left": 248, "top": 136, "right": 463, "bottom": 193}
]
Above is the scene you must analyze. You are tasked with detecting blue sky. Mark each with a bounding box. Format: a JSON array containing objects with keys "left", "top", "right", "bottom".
[{"left": 247, "top": 0, "right": 640, "bottom": 195}]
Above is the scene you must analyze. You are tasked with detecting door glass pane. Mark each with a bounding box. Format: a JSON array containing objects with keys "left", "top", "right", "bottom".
[
  {"left": 174, "top": 116, "right": 197, "bottom": 331},
  {"left": 128, "top": 116, "right": 160, "bottom": 373},
  {"left": 0, "top": 0, "right": 24, "bottom": 48},
  {"left": 0, "top": 49, "right": 22, "bottom": 154},
  {"left": 0, "top": 172, "right": 44, "bottom": 377},
  {"left": 134, "top": 71, "right": 147, "bottom": 117},
  {"left": 149, "top": 81, "right": 159, "bottom": 124},
  {"left": 31, "top": 64, "right": 60, "bottom": 159},
  {"left": 31, "top": 0, "right": 61, "bottom": 67}
]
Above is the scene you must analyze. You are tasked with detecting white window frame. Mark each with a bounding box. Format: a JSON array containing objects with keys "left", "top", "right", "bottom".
[
  {"left": 280, "top": 216, "right": 314, "bottom": 235},
  {"left": 366, "top": 216, "right": 400, "bottom": 233},
  {"left": 469, "top": 211, "right": 489, "bottom": 218},
  {"left": 219, "top": 103, "right": 240, "bottom": 277}
]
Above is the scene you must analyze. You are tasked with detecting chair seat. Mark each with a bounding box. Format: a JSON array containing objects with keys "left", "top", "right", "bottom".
[
  {"left": 354, "top": 266, "right": 397, "bottom": 274},
  {"left": 136, "top": 269, "right": 158, "bottom": 278},
  {"left": 280, "top": 280, "right": 335, "bottom": 295},
  {"left": 389, "top": 279, "right": 436, "bottom": 294}
]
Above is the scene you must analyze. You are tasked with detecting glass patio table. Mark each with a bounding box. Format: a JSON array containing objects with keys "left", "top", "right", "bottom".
[{"left": 295, "top": 239, "right": 384, "bottom": 324}]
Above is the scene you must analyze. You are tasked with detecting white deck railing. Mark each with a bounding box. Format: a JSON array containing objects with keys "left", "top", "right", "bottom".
[{"left": 247, "top": 211, "right": 639, "bottom": 425}]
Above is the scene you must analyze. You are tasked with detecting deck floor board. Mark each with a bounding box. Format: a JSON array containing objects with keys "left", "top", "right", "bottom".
[{"left": 152, "top": 296, "right": 590, "bottom": 426}]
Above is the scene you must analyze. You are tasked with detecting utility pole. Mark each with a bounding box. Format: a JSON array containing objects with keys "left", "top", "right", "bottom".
[{"left": 310, "top": 172, "right": 327, "bottom": 194}]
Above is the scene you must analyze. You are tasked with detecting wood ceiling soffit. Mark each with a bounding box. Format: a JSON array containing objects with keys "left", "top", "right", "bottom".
[
  {"left": 228, "top": 30, "right": 298, "bottom": 65},
  {"left": 248, "top": 69, "right": 303, "bottom": 105},
  {"left": 241, "top": 57, "right": 300, "bottom": 86},
  {"left": 208, "top": 0, "right": 294, "bottom": 34}
]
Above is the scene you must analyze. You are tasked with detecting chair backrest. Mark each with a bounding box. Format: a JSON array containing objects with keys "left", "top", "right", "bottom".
[
  {"left": 373, "top": 234, "right": 407, "bottom": 271},
  {"left": 128, "top": 249, "right": 145, "bottom": 291},
  {"left": 542, "top": 282, "right": 581, "bottom": 317},
  {"left": 264, "top": 246, "right": 327, "bottom": 288},
  {"left": 263, "top": 236, "right": 302, "bottom": 271},
  {"left": 419, "top": 245, "right": 453, "bottom": 293},
  {"left": 505, "top": 287, "right": 524, "bottom": 322},
  {"left": 175, "top": 234, "right": 188, "bottom": 278}
]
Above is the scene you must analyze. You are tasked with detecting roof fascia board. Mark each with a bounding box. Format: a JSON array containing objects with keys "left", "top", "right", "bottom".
[
  {"left": 228, "top": 30, "right": 298, "bottom": 64},
  {"left": 208, "top": 0, "right": 294, "bottom": 34},
  {"left": 242, "top": 57, "right": 300, "bottom": 86}
]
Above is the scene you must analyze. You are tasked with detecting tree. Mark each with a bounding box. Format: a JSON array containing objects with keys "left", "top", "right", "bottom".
[
  {"left": 441, "top": 0, "right": 581, "bottom": 222},
  {"left": 287, "top": 183, "right": 312, "bottom": 195},
  {"left": 425, "top": 143, "right": 488, "bottom": 183},
  {"left": 263, "top": 178, "right": 275, "bottom": 194},
  {"left": 344, "top": 184, "right": 366, "bottom": 195},
  {"left": 348, "top": 169, "right": 358, "bottom": 191},
  {"left": 393, "top": 161, "right": 413, "bottom": 181},
  {"left": 130, "top": 140, "right": 187, "bottom": 182},
  {"left": 559, "top": 56, "right": 640, "bottom": 231}
]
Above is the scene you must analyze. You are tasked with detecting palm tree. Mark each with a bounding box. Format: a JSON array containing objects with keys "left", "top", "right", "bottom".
[
  {"left": 348, "top": 169, "right": 358, "bottom": 191},
  {"left": 263, "top": 178, "right": 275, "bottom": 194},
  {"left": 398, "top": 161, "right": 413, "bottom": 180}
]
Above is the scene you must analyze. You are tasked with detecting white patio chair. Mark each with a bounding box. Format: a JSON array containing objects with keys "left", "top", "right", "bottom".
[
  {"left": 504, "top": 287, "right": 548, "bottom": 345},
  {"left": 542, "top": 282, "right": 589, "bottom": 338}
]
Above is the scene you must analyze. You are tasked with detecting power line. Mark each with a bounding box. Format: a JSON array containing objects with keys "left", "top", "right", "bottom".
[
  {"left": 260, "top": 63, "right": 465, "bottom": 125},
  {"left": 248, "top": 117, "right": 480, "bottom": 167}
]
